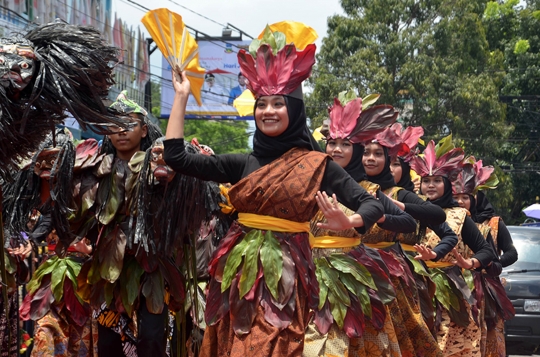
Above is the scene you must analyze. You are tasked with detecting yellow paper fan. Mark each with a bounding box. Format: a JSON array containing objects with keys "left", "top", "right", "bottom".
[
  {"left": 141, "top": 8, "right": 205, "bottom": 106},
  {"left": 312, "top": 126, "right": 324, "bottom": 141},
  {"left": 233, "top": 89, "right": 256, "bottom": 117},
  {"left": 257, "top": 21, "right": 318, "bottom": 50}
]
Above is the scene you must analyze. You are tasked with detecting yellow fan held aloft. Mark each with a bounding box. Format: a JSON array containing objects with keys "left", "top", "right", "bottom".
[
  {"left": 312, "top": 126, "right": 325, "bottom": 141},
  {"left": 141, "top": 8, "right": 205, "bottom": 106},
  {"left": 257, "top": 21, "right": 318, "bottom": 50},
  {"left": 233, "top": 89, "right": 256, "bottom": 117}
]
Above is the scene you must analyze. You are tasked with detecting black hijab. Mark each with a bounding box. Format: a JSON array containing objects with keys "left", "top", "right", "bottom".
[
  {"left": 252, "top": 96, "right": 313, "bottom": 158},
  {"left": 342, "top": 143, "right": 368, "bottom": 182},
  {"left": 421, "top": 176, "right": 459, "bottom": 208},
  {"left": 364, "top": 145, "right": 396, "bottom": 191},
  {"left": 396, "top": 158, "right": 415, "bottom": 192},
  {"left": 467, "top": 194, "right": 477, "bottom": 220},
  {"left": 474, "top": 190, "right": 496, "bottom": 223}
]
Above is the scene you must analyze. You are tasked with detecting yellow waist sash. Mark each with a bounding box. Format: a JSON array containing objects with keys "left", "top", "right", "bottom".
[
  {"left": 238, "top": 212, "right": 311, "bottom": 234},
  {"left": 364, "top": 242, "right": 396, "bottom": 249},
  {"left": 310, "top": 236, "right": 361, "bottom": 248},
  {"left": 365, "top": 242, "right": 454, "bottom": 268}
]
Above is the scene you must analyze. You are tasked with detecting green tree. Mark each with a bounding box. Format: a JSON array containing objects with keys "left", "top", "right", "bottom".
[
  {"left": 159, "top": 118, "right": 251, "bottom": 154},
  {"left": 481, "top": 0, "right": 540, "bottom": 223},
  {"left": 152, "top": 81, "right": 251, "bottom": 155},
  {"left": 151, "top": 81, "right": 161, "bottom": 118},
  {"left": 183, "top": 120, "right": 251, "bottom": 154},
  {"left": 307, "top": 0, "right": 510, "bottom": 158}
]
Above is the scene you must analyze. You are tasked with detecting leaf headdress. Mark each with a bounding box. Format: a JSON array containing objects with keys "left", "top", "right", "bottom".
[
  {"left": 237, "top": 21, "right": 317, "bottom": 98},
  {"left": 320, "top": 90, "right": 399, "bottom": 143},
  {"left": 452, "top": 156, "right": 498, "bottom": 195},
  {"left": 408, "top": 134, "right": 464, "bottom": 180}
]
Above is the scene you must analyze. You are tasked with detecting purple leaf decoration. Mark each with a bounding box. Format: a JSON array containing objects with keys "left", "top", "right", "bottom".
[
  {"left": 343, "top": 294, "right": 365, "bottom": 338},
  {"left": 229, "top": 276, "right": 258, "bottom": 336},
  {"left": 205, "top": 278, "right": 230, "bottom": 326},
  {"left": 349, "top": 105, "right": 399, "bottom": 144},
  {"left": 313, "top": 300, "right": 334, "bottom": 335},
  {"left": 261, "top": 287, "right": 296, "bottom": 329},
  {"left": 367, "top": 289, "right": 386, "bottom": 330}
]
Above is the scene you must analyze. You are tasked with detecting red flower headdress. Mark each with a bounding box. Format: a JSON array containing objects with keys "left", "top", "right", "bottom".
[
  {"left": 321, "top": 90, "right": 399, "bottom": 143},
  {"left": 371, "top": 123, "right": 424, "bottom": 160},
  {"left": 409, "top": 135, "right": 464, "bottom": 180},
  {"left": 452, "top": 156, "right": 498, "bottom": 195},
  {"left": 237, "top": 22, "right": 317, "bottom": 98}
]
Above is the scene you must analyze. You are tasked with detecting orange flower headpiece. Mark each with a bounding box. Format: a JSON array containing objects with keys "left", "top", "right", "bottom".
[
  {"left": 321, "top": 90, "right": 399, "bottom": 143},
  {"left": 452, "top": 156, "right": 498, "bottom": 195},
  {"left": 237, "top": 22, "right": 317, "bottom": 98},
  {"left": 409, "top": 135, "right": 464, "bottom": 180}
]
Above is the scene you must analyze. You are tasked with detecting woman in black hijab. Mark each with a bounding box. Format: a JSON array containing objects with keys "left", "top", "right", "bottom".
[
  {"left": 410, "top": 140, "right": 497, "bottom": 356},
  {"left": 163, "top": 25, "right": 384, "bottom": 357}
]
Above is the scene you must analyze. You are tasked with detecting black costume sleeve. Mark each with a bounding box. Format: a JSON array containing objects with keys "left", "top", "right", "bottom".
[
  {"left": 163, "top": 138, "right": 247, "bottom": 184},
  {"left": 461, "top": 216, "right": 496, "bottom": 268},
  {"left": 427, "top": 221, "right": 459, "bottom": 261},
  {"left": 376, "top": 192, "right": 417, "bottom": 233},
  {"left": 497, "top": 219, "right": 518, "bottom": 267},
  {"left": 164, "top": 139, "right": 383, "bottom": 231},
  {"left": 397, "top": 190, "right": 446, "bottom": 225},
  {"left": 321, "top": 160, "right": 384, "bottom": 233}
]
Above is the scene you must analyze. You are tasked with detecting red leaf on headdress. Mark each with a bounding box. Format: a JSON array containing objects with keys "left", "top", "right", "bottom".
[
  {"left": 348, "top": 105, "right": 399, "bottom": 143},
  {"left": 329, "top": 98, "right": 363, "bottom": 139},
  {"left": 452, "top": 163, "right": 475, "bottom": 195},
  {"left": 423, "top": 140, "right": 437, "bottom": 176},
  {"left": 275, "top": 45, "right": 296, "bottom": 89},
  {"left": 329, "top": 98, "right": 343, "bottom": 138},
  {"left": 238, "top": 49, "right": 260, "bottom": 94},
  {"left": 435, "top": 147, "right": 464, "bottom": 178},
  {"left": 401, "top": 126, "right": 424, "bottom": 151},
  {"left": 284, "top": 43, "right": 316, "bottom": 94},
  {"left": 238, "top": 43, "right": 315, "bottom": 97},
  {"left": 373, "top": 126, "right": 404, "bottom": 158},
  {"left": 474, "top": 160, "right": 495, "bottom": 187},
  {"left": 256, "top": 45, "right": 276, "bottom": 96}
]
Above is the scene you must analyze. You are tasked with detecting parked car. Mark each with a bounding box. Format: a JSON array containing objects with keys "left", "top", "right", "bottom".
[{"left": 502, "top": 226, "right": 540, "bottom": 355}]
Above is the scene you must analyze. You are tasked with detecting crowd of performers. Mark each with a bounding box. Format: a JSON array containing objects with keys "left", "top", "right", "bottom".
[{"left": 1, "top": 18, "right": 518, "bottom": 357}]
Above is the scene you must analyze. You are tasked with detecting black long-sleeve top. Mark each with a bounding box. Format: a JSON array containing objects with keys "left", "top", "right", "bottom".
[
  {"left": 395, "top": 189, "right": 454, "bottom": 260},
  {"left": 396, "top": 190, "right": 447, "bottom": 226},
  {"left": 376, "top": 191, "right": 417, "bottom": 233},
  {"left": 494, "top": 219, "right": 518, "bottom": 267},
  {"left": 462, "top": 216, "right": 497, "bottom": 268},
  {"left": 164, "top": 138, "right": 384, "bottom": 233},
  {"left": 427, "top": 222, "right": 459, "bottom": 261}
]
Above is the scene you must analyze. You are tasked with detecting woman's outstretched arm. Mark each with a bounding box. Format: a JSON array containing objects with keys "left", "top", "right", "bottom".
[{"left": 166, "top": 70, "right": 190, "bottom": 140}]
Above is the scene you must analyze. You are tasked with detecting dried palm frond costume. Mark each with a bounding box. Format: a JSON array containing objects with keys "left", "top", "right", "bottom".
[
  {"left": 163, "top": 22, "right": 385, "bottom": 357},
  {"left": 0, "top": 22, "right": 128, "bottom": 181},
  {"left": 70, "top": 95, "right": 167, "bottom": 357},
  {"left": 0, "top": 22, "right": 127, "bottom": 355},
  {"left": 409, "top": 138, "right": 498, "bottom": 357},
  {"left": 17, "top": 134, "right": 104, "bottom": 357},
  {"left": 304, "top": 92, "right": 441, "bottom": 357},
  {"left": 451, "top": 157, "right": 515, "bottom": 357}
]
